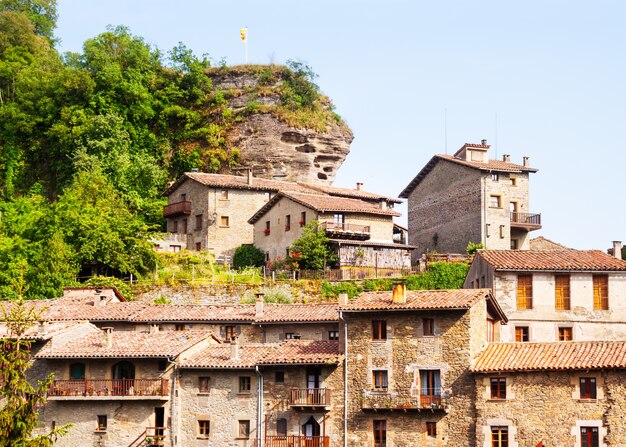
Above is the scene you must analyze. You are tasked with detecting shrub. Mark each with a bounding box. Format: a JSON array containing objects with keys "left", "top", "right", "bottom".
[
  {"left": 233, "top": 244, "right": 265, "bottom": 269},
  {"left": 405, "top": 262, "right": 469, "bottom": 290},
  {"left": 320, "top": 281, "right": 363, "bottom": 299},
  {"left": 84, "top": 276, "right": 133, "bottom": 300},
  {"left": 466, "top": 242, "right": 484, "bottom": 255}
]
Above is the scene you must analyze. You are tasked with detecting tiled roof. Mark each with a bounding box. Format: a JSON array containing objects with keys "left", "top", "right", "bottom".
[
  {"left": 163, "top": 172, "right": 317, "bottom": 196},
  {"left": 35, "top": 330, "right": 212, "bottom": 359},
  {"left": 476, "top": 249, "right": 626, "bottom": 271},
  {"left": 328, "top": 239, "right": 416, "bottom": 249},
  {"left": 341, "top": 289, "right": 492, "bottom": 312},
  {"left": 471, "top": 341, "right": 626, "bottom": 372},
  {"left": 529, "top": 236, "right": 571, "bottom": 251},
  {"left": 399, "top": 154, "right": 537, "bottom": 198},
  {"left": 181, "top": 340, "right": 342, "bottom": 369},
  {"left": 131, "top": 305, "right": 255, "bottom": 323},
  {"left": 0, "top": 321, "right": 77, "bottom": 340},
  {"left": 255, "top": 304, "right": 338, "bottom": 323},
  {"left": 297, "top": 182, "right": 402, "bottom": 204}
]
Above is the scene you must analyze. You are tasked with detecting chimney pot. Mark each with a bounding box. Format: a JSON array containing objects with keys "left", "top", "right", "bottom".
[
  {"left": 503, "top": 154, "right": 511, "bottom": 162},
  {"left": 391, "top": 283, "right": 407, "bottom": 304},
  {"left": 149, "top": 324, "right": 160, "bottom": 334},
  {"left": 255, "top": 293, "right": 264, "bottom": 317},
  {"left": 612, "top": 241, "right": 623, "bottom": 259},
  {"left": 103, "top": 327, "right": 113, "bottom": 348},
  {"left": 356, "top": 182, "right": 363, "bottom": 190},
  {"left": 231, "top": 337, "right": 239, "bottom": 360},
  {"left": 247, "top": 168, "right": 253, "bottom": 186},
  {"left": 481, "top": 139, "right": 488, "bottom": 146},
  {"left": 338, "top": 293, "right": 348, "bottom": 306},
  {"left": 523, "top": 156, "right": 529, "bottom": 167}
]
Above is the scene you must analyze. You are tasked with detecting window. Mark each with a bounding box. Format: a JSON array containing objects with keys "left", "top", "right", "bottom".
[
  {"left": 198, "top": 420, "right": 210, "bottom": 437},
  {"left": 224, "top": 325, "right": 236, "bottom": 341},
  {"left": 491, "top": 426, "right": 508, "bottom": 447},
  {"left": 487, "top": 318, "right": 496, "bottom": 342},
  {"left": 195, "top": 214, "right": 203, "bottom": 230},
  {"left": 593, "top": 274, "right": 608, "bottom": 310},
  {"left": 489, "top": 195, "right": 501, "bottom": 208},
  {"left": 372, "top": 370, "right": 388, "bottom": 391},
  {"left": 510, "top": 239, "right": 518, "bottom": 250},
  {"left": 558, "top": 327, "right": 573, "bottom": 341},
  {"left": 220, "top": 190, "right": 229, "bottom": 200},
  {"left": 515, "top": 326, "right": 529, "bottom": 342},
  {"left": 199, "top": 376, "right": 210, "bottom": 393},
  {"left": 158, "top": 359, "right": 167, "bottom": 372},
  {"left": 373, "top": 420, "right": 386, "bottom": 447},
  {"left": 275, "top": 371, "right": 285, "bottom": 383},
  {"left": 264, "top": 220, "right": 271, "bottom": 236},
  {"left": 510, "top": 176, "right": 517, "bottom": 186},
  {"left": 333, "top": 213, "right": 345, "bottom": 228},
  {"left": 423, "top": 318, "right": 434, "bottom": 336},
  {"left": 175, "top": 324, "right": 185, "bottom": 331},
  {"left": 97, "top": 415, "right": 107, "bottom": 431},
  {"left": 180, "top": 193, "right": 186, "bottom": 201},
  {"left": 491, "top": 173, "right": 499, "bottom": 181},
  {"left": 516, "top": 274, "right": 533, "bottom": 309},
  {"left": 328, "top": 330, "right": 339, "bottom": 340},
  {"left": 70, "top": 362, "right": 85, "bottom": 380},
  {"left": 300, "top": 211, "right": 306, "bottom": 227},
  {"left": 372, "top": 320, "right": 387, "bottom": 340},
  {"left": 490, "top": 377, "right": 506, "bottom": 399},
  {"left": 276, "top": 418, "right": 287, "bottom": 436},
  {"left": 172, "top": 220, "right": 178, "bottom": 233},
  {"left": 220, "top": 216, "right": 229, "bottom": 227},
  {"left": 420, "top": 370, "right": 441, "bottom": 403},
  {"left": 580, "top": 377, "right": 597, "bottom": 399},
  {"left": 555, "top": 274, "right": 571, "bottom": 310},
  {"left": 238, "top": 420, "right": 250, "bottom": 438},
  {"left": 171, "top": 245, "right": 181, "bottom": 253},
  {"left": 239, "top": 376, "right": 251, "bottom": 393},
  {"left": 285, "top": 332, "right": 295, "bottom": 339},
  {"left": 285, "top": 214, "right": 291, "bottom": 231},
  {"left": 195, "top": 242, "right": 202, "bottom": 251},
  {"left": 182, "top": 218, "right": 188, "bottom": 234},
  {"left": 426, "top": 421, "right": 437, "bottom": 437},
  {"left": 581, "top": 426, "right": 599, "bottom": 447}
]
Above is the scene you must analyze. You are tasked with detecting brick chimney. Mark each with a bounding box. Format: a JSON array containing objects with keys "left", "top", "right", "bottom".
[
  {"left": 255, "top": 293, "right": 264, "bottom": 317},
  {"left": 612, "top": 241, "right": 623, "bottom": 259},
  {"left": 391, "top": 283, "right": 407, "bottom": 304}
]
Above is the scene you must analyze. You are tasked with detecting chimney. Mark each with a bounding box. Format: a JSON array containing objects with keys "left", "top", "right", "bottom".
[
  {"left": 612, "top": 241, "right": 623, "bottom": 259},
  {"left": 255, "top": 293, "right": 264, "bottom": 317},
  {"left": 231, "top": 337, "right": 239, "bottom": 360},
  {"left": 481, "top": 139, "right": 488, "bottom": 146},
  {"left": 356, "top": 182, "right": 363, "bottom": 190},
  {"left": 149, "top": 324, "right": 160, "bottom": 334},
  {"left": 103, "top": 327, "right": 113, "bottom": 348},
  {"left": 247, "top": 168, "right": 253, "bottom": 186},
  {"left": 38, "top": 321, "right": 49, "bottom": 335},
  {"left": 503, "top": 154, "right": 511, "bottom": 162},
  {"left": 391, "top": 283, "right": 407, "bottom": 304},
  {"left": 338, "top": 293, "right": 348, "bottom": 306},
  {"left": 523, "top": 156, "right": 529, "bottom": 167},
  {"left": 379, "top": 200, "right": 388, "bottom": 211}
]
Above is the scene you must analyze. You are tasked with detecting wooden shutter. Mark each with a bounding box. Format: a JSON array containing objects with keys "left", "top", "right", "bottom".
[
  {"left": 555, "top": 275, "right": 571, "bottom": 310},
  {"left": 593, "top": 275, "right": 608, "bottom": 310},
  {"left": 516, "top": 275, "right": 533, "bottom": 309}
]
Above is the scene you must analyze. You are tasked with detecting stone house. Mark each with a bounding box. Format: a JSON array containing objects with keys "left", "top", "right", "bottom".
[
  {"left": 339, "top": 285, "right": 507, "bottom": 447},
  {"left": 399, "top": 141, "right": 540, "bottom": 261},
  {"left": 160, "top": 171, "right": 400, "bottom": 261},
  {"left": 471, "top": 340, "right": 626, "bottom": 447},
  {"left": 464, "top": 249, "right": 626, "bottom": 342},
  {"left": 177, "top": 339, "right": 343, "bottom": 447},
  {"left": 34, "top": 327, "right": 214, "bottom": 447},
  {"left": 248, "top": 191, "right": 414, "bottom": 269}
]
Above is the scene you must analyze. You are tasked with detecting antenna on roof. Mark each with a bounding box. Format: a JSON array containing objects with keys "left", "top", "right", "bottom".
[{"left": 444, "top": 108, "right": 448, "bottom": 155}]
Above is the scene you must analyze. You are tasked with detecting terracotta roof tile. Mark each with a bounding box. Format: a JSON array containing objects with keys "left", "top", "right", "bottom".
[
  {"left": 131, "top": 305, "right": 255, "bottom": 323},
  {"left": 529, "top": 236, "right": 571, "bottom": 251},
  {"left": 472, "top": 341, "right": 626, "bottom": 372},
  {"left": 180, "top": 340, "right": 342, "bottom": 369},
  {"left": 256, "top": 304, "right": 338, "bottom": 323},
  {"left": 477, "top": 249, "right": 626, "bottom": 271},
  {"left": 341, "top": 289, "right": 492, "bottom": 312},
  {"left": 297, "top": 182, "right": 402, "bottom": 204},
  {"left": 35, "top": 330, "right": 212, "bottom": 359},
  {"left": 282, "top": 192, "right": 401, "bottom": 216}
]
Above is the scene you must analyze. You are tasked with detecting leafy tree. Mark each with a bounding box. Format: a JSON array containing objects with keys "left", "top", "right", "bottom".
[
  {"left": 233, "top": 244, "right": 265, "bottom": 269},
  {"left": 466, "top": 241, "right": 484, "bottom": 255},
  {"left": 84, "top": 275, "right": 132, "bottom": 301},
  {"left": 0, "top": 0, "right": 58, "bottom": 42},
  {"left": 289, "top": 221, "right": 337, "bottom": 270},
  {"left": 0, "top": 276, "right": 70, "bottom": 445}
]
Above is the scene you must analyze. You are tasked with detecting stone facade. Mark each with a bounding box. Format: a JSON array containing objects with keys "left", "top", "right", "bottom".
[
  {"left": 400, "top": 143, "right": 538, "bottom": 262},
  {"left": 474, "top": 369, "right": 626, "bottom": 446}
]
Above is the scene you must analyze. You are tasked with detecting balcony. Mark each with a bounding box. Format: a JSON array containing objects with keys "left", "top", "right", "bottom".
[
  {"left": 320, "top": 221, "right": 371, "bottom": 241},
  {"left": 47, "top": 379, "right": 169, "bottom": 400},
  {"left": 510, "top": 212, "right": 542, "bottom": 231},
  {"left": 264, "top": 436, "right": 329, "bottom": 447},
  {"left": 163, "top": 201, "right": 191, "bottom": 218},
  {"left": 361, "top": 389, "right": 447, "bottom": 412},
  {"left": 289, "top": 388, "right": 331, "bottom": 409}
]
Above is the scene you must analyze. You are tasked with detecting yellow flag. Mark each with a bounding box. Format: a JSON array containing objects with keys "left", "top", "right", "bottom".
[{"left": 240, "top": 28, "right": 247, "bottom": 42}]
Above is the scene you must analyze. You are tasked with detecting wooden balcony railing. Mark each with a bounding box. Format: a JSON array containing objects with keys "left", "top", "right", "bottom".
[
  {"left": 47, "top": 379, "right": 169, "bottom": 398},
  {"left": 320, "top": 221, "right": 371, "bottom": 241},
  {"left": 128, "top": 427, "right": 166, "bottom": 447},
  {"left": 362, "top": 389, "right": 446, "bottom": 411},
  {"left": 163, "top": 201, "right": 191, "bottom": 218},
  {"left": 289, "top": 388, "right": 331, "bottom": 407},
  {"left": 264, "top": 436, "right": 330, "bottom": 447},
  {"left": 510, "top": 212, "right": 542, "bottom": 230}
]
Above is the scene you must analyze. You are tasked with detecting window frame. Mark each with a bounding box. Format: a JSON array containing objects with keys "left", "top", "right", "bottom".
[
  {"left": 238, "top": 420, "right": 250, "bottom": 439},
  {"left": 223, "top": 325, "right": 236, "bottom": 341},
  {"left": 423, "top": 318, "right": 435, "bottom": 336},
  {"left": 579, "top": 377, "right": 597, "bottom": 400},
  {"left": 558, "top": 326, "right": 573, "bottom": 341},
  {"left": 490, "top": 377, "right": 507, "bottom": 400},
  {"left": 516, "top": 274, "right": 533, "bottom": 310},
  {"left": 276, "top": 418, "right": 287, "bottom": 436},
  {"left": 274, "top": 371, "right": 285, "bottom": 383},
  {"left": 220, "top": 190, "right": 229, "bottom": 200},
  {"left": 199, "top": 376, "right": 211, "bottom": 393},
  {"left": 198, "top": 420, "right": 210, "bottom": 437},
  {"left": 96, "top": 415, "right": 107, "bottom": 432},
  {"left": 285, "top": 214, "right": 291, "bottom": 231},
  {"left": 372, "top": 320, "right": 387, "bottom": 341},
  {"left": 489, "top": 195, "right": 502, "bottom": 209},
  {"left": 592, "top": 274, "right": 609, "bottom": 310},
  {"left": 328, "top": 330, "right": 339, "bottom": 341},
  {"left": 491, "top": 425, "right": 509, "bottom": 447},
  {"left": 580, "top": 426, "right": 599, "bottom": 447},
  {"left": 195, "top": 214, "right": 203, "bottom": 231},
  {"left": 426, "top": 421, "right": 437, "bottom": 437},
  {"left": 515, "top": 326, "right": 529, "bottom": 342},
  {"left": 373, "top": 419, "right": 386, "bottom": 447},
  {"left": 555, "top": 274, "right": 571, "bottom": 310},
  {"left": 372, "top": 370, "right": 389, "bottom": 391},
  {"left": 220, "top": 215, "right": 230, "bottom": 227},
  {"left": 238, "top": 376, "right": 251, "bottom": 394}
]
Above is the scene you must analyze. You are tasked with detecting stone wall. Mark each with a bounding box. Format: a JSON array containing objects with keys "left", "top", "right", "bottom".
[
  {"left": 263, "top": 323, "right": 339, "bottom": 343},
  {"left": 474, "top": 370, "right": 626, "bottom": 446}
]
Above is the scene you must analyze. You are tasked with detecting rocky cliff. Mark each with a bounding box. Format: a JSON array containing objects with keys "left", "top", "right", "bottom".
[{"left": 208, "top": 66, "right": 354, "bottom": 184}]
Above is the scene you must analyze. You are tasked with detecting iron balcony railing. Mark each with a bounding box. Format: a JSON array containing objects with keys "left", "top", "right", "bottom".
[
  {"left": 163, "top": 201, "right": 191, "bottom": 218},
  {"left": 289, "top": 388, "right": 331, "bottom": 407},
  {"left": 47, "top": 379, "right": 169, "bottom": 398},
  {"left": 362, "top": 388, "right": 446, "bottom": 411},
  {"left": 263, "top": 436, "right": 330, "bottom": 447}
]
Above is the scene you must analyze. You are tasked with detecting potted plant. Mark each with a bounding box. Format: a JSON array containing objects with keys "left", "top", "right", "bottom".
[{"left": 264, "top": 228, "right": 271, "bottom": 236}]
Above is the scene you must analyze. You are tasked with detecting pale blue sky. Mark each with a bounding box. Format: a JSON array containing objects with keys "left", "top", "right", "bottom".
[{"left": 55, "top": 0, "right": 626, "bottom": 250}]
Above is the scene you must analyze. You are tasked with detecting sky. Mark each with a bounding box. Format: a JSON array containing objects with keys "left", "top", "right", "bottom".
[{"left": 54, "top": 0, "right": 626, "bottom": 251}]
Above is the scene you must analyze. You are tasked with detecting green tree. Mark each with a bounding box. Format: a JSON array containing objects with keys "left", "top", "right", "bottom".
[
  {"left": 0, "top": 0, "right": 58, "bottom": 42},
  {"left": 289, "top": 221, "right": 337, "bottom": 270},
  {"left": 233, "top": 244, "right": 265, "bottom": 269}
]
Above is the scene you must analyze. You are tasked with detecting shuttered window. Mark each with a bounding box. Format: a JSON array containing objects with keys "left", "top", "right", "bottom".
[
  {"left": 516, "top": 275, "right": 533, "bottom": 309},
  {"left": 555, "top": 274, "right": 571, "bottom": 310},
  {"left": 593, "top": 275, "right": 608, "bottom": 310}
]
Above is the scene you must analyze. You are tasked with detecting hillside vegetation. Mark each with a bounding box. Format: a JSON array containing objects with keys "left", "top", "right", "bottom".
[{"left": 0, "top": 1, "right": 343, "bottom": 299}]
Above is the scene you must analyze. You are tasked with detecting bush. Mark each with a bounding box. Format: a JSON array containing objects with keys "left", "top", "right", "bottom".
[
  {"left": 233, "top": 244, "right": 265, "bottom": 269},
  {"left": 84, "top": 276, "right": 133, "bottom": 300},
  {"left": 320, "top": 281, "right": 363, "bottom": 299},
  {"left": 405, "top": 262, "right": 469, "bottom": 290},
  {"left": 466, "top": 242, "right": 484, "bottom": 255}
]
